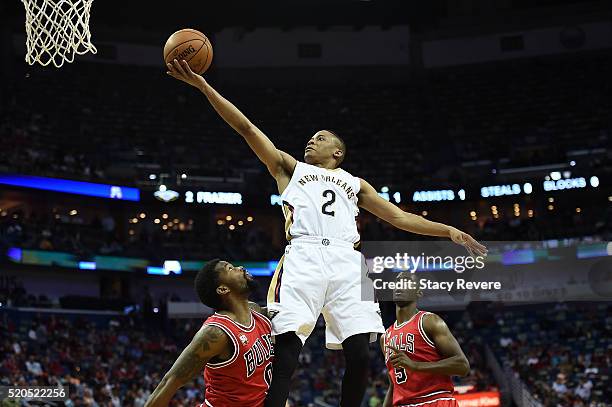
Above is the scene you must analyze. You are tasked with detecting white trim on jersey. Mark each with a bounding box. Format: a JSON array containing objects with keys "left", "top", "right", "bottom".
[
  {"left": 204, "top": 400, "right": 214, "bottom": 407},
  {"left": 413, "top": 390, "right": 453, "bottom": 399},
  {"left": 418, "top": 311, "right": 436, "bottom": 348},
  {"left": 393, "top": 311, "right": 420, "bottom": 330},
  {"left": 213, "top": 312, "right": 255, "bottom": 332},
  {"left": 251, "top": 309, "right": 272, "bottom": 331},
  {"left": 398, "top": 397, "right": 456, "bottom": 407},
  {"left": 204, "top": 322, "right": 240, "bottom": 369}
]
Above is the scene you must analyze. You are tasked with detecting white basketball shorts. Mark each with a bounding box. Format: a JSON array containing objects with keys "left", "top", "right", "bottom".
[{"left": 267, "top": 235, "right": 384, "bottom": 350}]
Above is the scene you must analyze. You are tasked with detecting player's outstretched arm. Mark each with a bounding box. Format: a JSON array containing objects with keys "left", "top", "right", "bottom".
[
  {"left": 166, "top": 59, "right": 296, "bottom": 178},
  {"left": 144, "top": 324, "right": 228, "bottom": 407},
  {"left": 357, "top": 179, "right": 487, "bottom": 257},
  {"left": 388, "top": 314, "right": 470, "bottom": 377},
  {"left": 380, "top": 335, "right": 394, "bottom": 407}
]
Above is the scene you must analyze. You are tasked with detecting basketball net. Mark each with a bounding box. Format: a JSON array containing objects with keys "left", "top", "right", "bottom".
[{"left": 21, "top": 0, "right": 97, "bottom": 68}]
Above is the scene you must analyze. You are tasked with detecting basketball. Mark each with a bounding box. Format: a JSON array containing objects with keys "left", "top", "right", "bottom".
[{"left": 163, "top": 28, "right": 213, "bottom": 75}]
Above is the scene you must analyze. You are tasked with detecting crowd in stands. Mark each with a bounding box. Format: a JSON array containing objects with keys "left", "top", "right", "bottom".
[
  {"left": 0, "top": 301, "right": 500, "bottom": 407},
  {"left": 1, "top": 49, "right": 611, "bottom": 261},
  {"left": 0, "top": 207, "right": 277, "bottom": 262},
  {"left": 1, "top": 196, "right": 610, "bottom": 264},
  {"left": 1, "top": 50, "right": 610, "bottom": 190},
  {"left": 472, "top": 302, "right": 611, "bottom": 406},
  {"left": 3, "top": 300, "right": 607, "bottom": 406},
  {"left": 1, "top": 45, "right": 610, "bottom": 406}
]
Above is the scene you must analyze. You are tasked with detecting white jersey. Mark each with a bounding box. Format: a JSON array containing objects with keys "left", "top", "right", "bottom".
[{"left": 280, "top": 162, "right": 361, "bottom": 244}]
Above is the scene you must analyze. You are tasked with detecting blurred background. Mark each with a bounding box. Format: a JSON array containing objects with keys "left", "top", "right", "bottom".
[{"left": 0, "top": 0, "right": 610, "bottom": 406}]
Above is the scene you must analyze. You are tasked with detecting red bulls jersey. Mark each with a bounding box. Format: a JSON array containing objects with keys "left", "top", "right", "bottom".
[
  {"left": 201, "top": 310, "right": 273, "bottom": 407},
  {"left": 383, "top": 311, "right": 456, "bottom": 406}
]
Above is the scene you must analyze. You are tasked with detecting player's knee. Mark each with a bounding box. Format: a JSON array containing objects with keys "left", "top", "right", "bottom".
[
  {"left": 342, "top": 334, "right": 370, "bottom": 369},
  {"left": 275, "top": 332, "right": 302, "bottom": 354},
  {"left": 345, "top": 348, "right": 369, "bottom": 370},
  {"left": 271, "top": 332, "right": 303, "bottom": 376}
]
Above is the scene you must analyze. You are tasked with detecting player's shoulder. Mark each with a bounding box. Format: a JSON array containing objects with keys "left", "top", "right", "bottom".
[
  {"left": 421, "top": 311, "right": 448, "bottom": 333},
  {"left": 251, "top": 308, "right": 273, "bottom": 331},
  {"left": 196, "top": 322, "right": 231, "bottom": 348}
]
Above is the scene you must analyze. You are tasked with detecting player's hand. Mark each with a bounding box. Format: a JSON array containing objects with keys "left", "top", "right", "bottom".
[
  {"left": 449, "top": 227, "right": 487, "bottom": 258},
  {"left": 387, "top": 344, "right": 420, "bottom": 371},
  {"left": 166, "top": 59, "right": 206, "bottom": 91}
]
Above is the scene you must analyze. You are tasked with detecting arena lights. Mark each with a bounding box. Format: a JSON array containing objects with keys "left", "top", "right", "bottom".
[
  {"left": 147, "top": 261, "right": 182, "bottom": 276},
  {"left": 413, "top": 190, "right": 454, "bottom": 202},
  {"left": 154, "top": 184, "right": 180, "bottom": 202},
  {"left": 270, "top": 194, "right": 282, "bottom": 206},
  {"left": 7, "top": 248, "right": 22, "bottom": 262},
  {"left": 0, "top": 174, "right": 140, "bottom": 201},
  {"left": 163, "top": 260, "right": 182, "bottom": 274},
  {"left": 378, "top": 186, "right": 402, "bottom": 203},
  {"left": 78, "top": 261, "right": 96, "bottom": 270},
  {"left": 480, "top": 184, "right": 521, "bottom": 198},
  {"left": 543, "top": 177, "right": 587, "bottom": 191},
  {"left": 186, "top": 191, "right": 243, "bottom": 205}
]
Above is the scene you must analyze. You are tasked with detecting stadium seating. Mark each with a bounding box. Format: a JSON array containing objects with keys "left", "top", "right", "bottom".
[
  {"left": 1, "top": 50, "right": 610, "bottom": 189},
  {"left": 472, "top": 302, "right": 611, "bottom": 406},
  {"left": 0, "top": 304, "right": 500, "bottom": 407}
]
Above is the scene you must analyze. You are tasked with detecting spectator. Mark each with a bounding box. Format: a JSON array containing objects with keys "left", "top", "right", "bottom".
[{"left": 574, "top": 376, "right": 592, "bottom": 401}]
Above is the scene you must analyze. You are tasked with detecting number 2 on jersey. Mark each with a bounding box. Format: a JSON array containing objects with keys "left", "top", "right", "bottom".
[{"left": 321, "top": 190, "right": 336, "bottom": 216}]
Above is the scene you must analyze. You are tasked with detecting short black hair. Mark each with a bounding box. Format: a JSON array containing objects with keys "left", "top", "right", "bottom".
[
  {"left": 194, "top": 259, "right": 224, "bottom": 310},
  {"left": 325, "top": 129, "right": 346, "bottom": 165}
]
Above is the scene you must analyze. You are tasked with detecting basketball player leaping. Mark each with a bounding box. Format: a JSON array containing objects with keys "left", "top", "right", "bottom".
[
  {"left": 382, "top": 272, "right": 470, "bottom": 407},
  {"left": 167, "top": 59, "right": 487, "bottom": 407},
  {"left": 145, "top": 260, "right": 273, "bottom": 407}
]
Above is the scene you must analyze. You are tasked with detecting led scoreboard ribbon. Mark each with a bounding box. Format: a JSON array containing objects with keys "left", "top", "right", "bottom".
[{"left": 0, "top": 174, "right": 140, "bottom": 201}]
